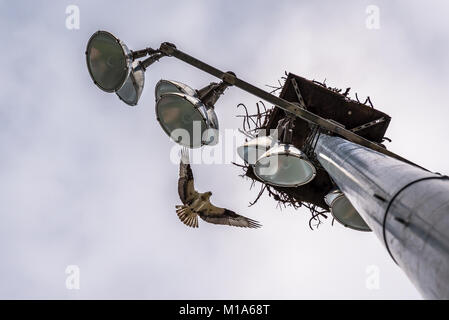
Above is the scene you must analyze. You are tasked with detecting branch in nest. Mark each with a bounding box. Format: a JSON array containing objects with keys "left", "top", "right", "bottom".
[
  {"left": 313, "top": 79, "right": 376, "bottom": 110},
  {"left": 312, "top": 79, "right": 327, "bottom": 88},
  {"left": 237, "top": 102, "right": 274, "bottom": 135},
  {"left": 303, "top": 203, "right": 329, "bottom": 230},
  {"left": 249, "top": 184, "right": 266, "bottom": 207},
  {"left": 234, "top": 81, "right": 333, "bottom": 230},
  {"left": 365, "top": 96, "right": 374, "bottom": 108}
]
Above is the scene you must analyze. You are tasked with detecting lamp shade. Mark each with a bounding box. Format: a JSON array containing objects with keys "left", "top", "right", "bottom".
[
  {"left": 254, "top": 143, "right": 316, "bottom": 187},
  {"left": 324, "top": 189, "right": 371, "bottom": 232},
  {"left": 155, "top": 92, "right": 219, "bottom": 148},
  {"left": 155, "top": 80, "right": 197, "bottom": 101},
  {"left": 86, "top": 31, "right": 132, "bottom": 92},
  {"left": 116, "top": 61, "right": 145, "bottom": 106},
  {"left": 237, "top": 136, "right": 273, "bottom": 165}
]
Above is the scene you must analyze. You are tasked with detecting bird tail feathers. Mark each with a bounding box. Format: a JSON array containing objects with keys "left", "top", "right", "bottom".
[{"left": 176, "top": 205, "right": 199, "bottom": 228}]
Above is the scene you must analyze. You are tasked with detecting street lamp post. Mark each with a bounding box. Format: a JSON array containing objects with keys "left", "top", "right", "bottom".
[{"left": 85, "top": 30, "right": 449, "bottom": 298}]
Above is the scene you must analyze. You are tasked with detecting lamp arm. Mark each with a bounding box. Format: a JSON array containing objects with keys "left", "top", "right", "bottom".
[
  {"left": 158, "top": 42, "right": 423, "bottom": 169},
  {"left": 131, "top": 47, "right": 159, "bottom": 60},
  {"left": 197, "top": 81, "right": 232, "bottom": 108},
  {"left": 139, "top": 52, "right": 166, "bottom": 71}
]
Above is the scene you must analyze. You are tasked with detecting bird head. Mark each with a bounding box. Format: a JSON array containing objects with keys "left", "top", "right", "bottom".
[{"left": 205, "top": 191, "right": 212, "bottom": 199}]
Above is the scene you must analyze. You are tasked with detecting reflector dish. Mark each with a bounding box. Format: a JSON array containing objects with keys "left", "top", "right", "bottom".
[
  {"left": 254, "top": 144, "right": 316, "bottom": 187},
  {"left": 324, "top": 189, "right": 371, "bottom": 232},
  {"left": 155, "top": 92, "right": 218, "bottom": 148},
  {"left": 116, "top": 61, "right": 145, "bottom": 106},
  {"left": 155, "top": 80, "right": 197, "bottom": 101},
  {"left": 86, "top": 30, "right": 132, "bottom": 92},
  {"left": 237, "top": 136, "right": 273, "bottom": 165}
]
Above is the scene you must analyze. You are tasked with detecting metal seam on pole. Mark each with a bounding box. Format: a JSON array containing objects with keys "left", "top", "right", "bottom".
[{"left": 382, "top": 175, "right": 449, "bottom": 265}]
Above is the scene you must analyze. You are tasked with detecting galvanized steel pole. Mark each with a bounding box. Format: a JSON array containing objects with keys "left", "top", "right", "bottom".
[{"left": 314, "top": 133, "right": 449, "bottom": 299}]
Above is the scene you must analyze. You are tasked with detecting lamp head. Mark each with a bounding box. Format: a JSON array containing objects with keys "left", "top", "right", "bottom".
[
  {"left": 155, "top": 91, "right": 219, "bottom": 148},
  {"left": 237, "top": 136, "right": 273, "bottom": 165},
  {"left": 324, "top": 189, "right": 371, "bottom": 232},
  {"left": 86, "top": 31, "right": 132, "bottom": 93},
  {"left": 155, "top": 80, "right": 197, "bottom": 101},
  {"left": 253, "top": 143, "right": 316, "bottom": 187},
  {"left": 116, "top": 61, "right": 145, "bottom": 106}
]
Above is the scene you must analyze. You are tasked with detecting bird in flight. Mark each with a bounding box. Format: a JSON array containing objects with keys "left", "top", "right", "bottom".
[{"left": 176, "top": 147, "right": 261, "bottom": 229}]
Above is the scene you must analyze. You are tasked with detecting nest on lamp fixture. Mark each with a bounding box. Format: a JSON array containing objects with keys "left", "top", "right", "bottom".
[{"left": 235, "top": 72, "right": 392, "bottom": 230}]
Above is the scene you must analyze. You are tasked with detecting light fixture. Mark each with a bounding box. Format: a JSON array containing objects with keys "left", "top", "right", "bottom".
[
  {"left": 254, "top": 143, "right": 316, "bottom": 187},
  {"left": 86, "top": 30, "right": 164, "bottom": 105},
  {"left": 155, "top": 79, "right": 231, "bottom": 148},
  {"left": 237, "top": 135, "right": 273, "bottom": 165},
  {"left": 155, "top": 92, "right": 219, "bottom": 148},
  {"left": 116, "top": 61, "right": 145, "bottom": 106},
  {"left": 155, "top": 80, "right": 197, "bottom": 101},
  {"left": 324, "top": 189, "right": 371, "bottom": 232},
  {"left": 85, "top": 31, "right": 232, "bottom": 149},
  {"left": 245, "top": 117, "right": 316, "bottom": 187},
  {"left": 86, "top": 30, "right": 132, "bottom": 93}
]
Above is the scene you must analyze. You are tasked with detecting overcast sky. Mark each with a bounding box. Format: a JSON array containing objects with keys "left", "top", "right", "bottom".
[{"left": 1, "top": 0, "right": 448, "bottom": 299}]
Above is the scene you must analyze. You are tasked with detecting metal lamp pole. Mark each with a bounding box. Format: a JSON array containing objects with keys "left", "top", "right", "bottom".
[
  {"left": 156, "top": 42, "right": 449, "bottom": 298},
  {"left": 314, "top": 134, "right": 449, "bottom": 299},
  {"left": 158, "top": 43, "right": 449, "bottom": 298},
  {"left": 98, "top": 37, "right": 448, "bottom": 298}
]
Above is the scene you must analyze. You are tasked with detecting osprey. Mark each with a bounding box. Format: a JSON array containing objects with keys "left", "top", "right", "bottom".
[{"left": 176, "top": 147, "right": 261, "bottom": 229}]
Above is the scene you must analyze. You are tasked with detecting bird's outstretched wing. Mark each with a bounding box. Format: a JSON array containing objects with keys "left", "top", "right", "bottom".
[
  {"left": 176, "top": 205, "right": 199, "bottom": 228},
  {"left": 178, "top": 147, "right": 198, "bottom": 205},
  {"left": 198, "top": 201, "right": 262, "bottom": 228}
]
